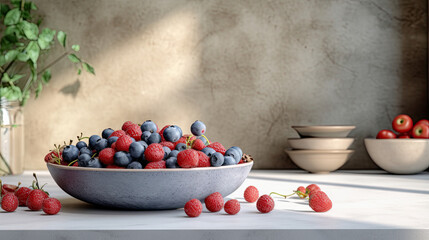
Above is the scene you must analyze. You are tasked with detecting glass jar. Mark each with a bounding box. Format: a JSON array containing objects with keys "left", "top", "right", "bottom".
[{"left": 0, "top": 97, "right": 24, "bottom": 176}]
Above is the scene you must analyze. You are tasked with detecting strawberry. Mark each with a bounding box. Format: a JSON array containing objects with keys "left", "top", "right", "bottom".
[
  {"left": 1, "top": 182, "right": 19, "bottom": 197},
  {"left": 44, "top": 150, "right": 61, "bottom": 164},
  {"left": 144, "top": 161, "right": 166, "bottom": 169},
  {"left": 126, "top": 124, "right": 142, "bottom": 141},
  {"left": 111, "top": 142, "right": 117, "bottom": 150},
  {"left": 207, "top": 142, "right": 226, "bottom": 155},
  {"left": 309, "top": 191, "right": 332, "bottom": 212},
  {"left": 197, "top": 151, "right": 210, "bottom": 168},
  {"left": 160, "top": 141, "right": 175, "bottom": 151},
  {"left": 109, "top": 130, "right": 126, "bottom": 139},
  {"left": 1, "top": 193, "right": 18, "bottom": 212},
  {"left": 224, "top": 199, "right": 240, "bottom": 215},
  {"left": 204, "top": 192, "right": 224, "bottom": 212},
  {"left": 192, "top": 139, "right": 206, "bottom": 151},
  {"left": 256, "top": 195, "right": 275, "bottom": 213},
  {"left": 121, "top": 121, "right": 135, "bottom": 131},
  {"left": 159, "top": 125, "right": 170, "bottom": 142},
  {"left": 184, "top": 199, "right": 202, "bottom": 217},
  {"left": 27, "top": 189, "right": 49, "bottom": 211},
  {"left": 99, "top": 148, "right": 116, "bottom": 165},
  {"left": 42, "top": 198, "right": 62, "bottom": 215},
  {"left": 244, "top": 186, "right": 259, "bottom": 203},
  {"left": 144, "top": 143, "right": 165, "bottom": 162},
  {"left": 15, "top": 187, "right": 32, "bottom": 206},
  {"left": 115, "top": 135, "right": 133, "bottom": 152},
  {"left": 306, "top": 184, "right": 321, "bottom": 197},
  {"left": 296, "top": 186, "right": 307, "bottom": 199},
  {"left": 177, "top": 149, "right": 199, "bottom": 168}
]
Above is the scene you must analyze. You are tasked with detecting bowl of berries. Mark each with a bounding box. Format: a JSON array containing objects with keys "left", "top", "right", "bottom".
[{"left": 45, "top": 120, "right": 253, "bottom": 209}]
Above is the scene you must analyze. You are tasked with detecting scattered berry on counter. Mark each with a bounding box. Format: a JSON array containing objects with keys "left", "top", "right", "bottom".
[
  {"left": 1, "top": 193, "right": 18, "bottom": 212},
  {"left": 306, "top": 184, "right": 321, "bottom": 197},
  {"left": 42, "top": 198, "right": 62, "bottom": 215},
  {"left": 15, "top": 186, "right": 32, "bottom": 206},
  {"left": 256, "top": 195, "right": 275, "bottom": 213},
  {"left": 27, "top": 189, "right": 49, "bottom": 211},
  {"left": 224, "top": 199, "right": 240, "bottom": 215},
  {"left": 244, "top": 186, "right": 259, "bottom": 203},
  {"left": 204, "top": 192, "right": 224, "bottom": 212},
  {"left": 184, "top": 199, "right": 203, "bottom": 217},
  {"left": 309, "top": 191, "right": 332, "bottom": 212},
  {"left": 295, "top": 186, "right": 307, "bottom": 199}
]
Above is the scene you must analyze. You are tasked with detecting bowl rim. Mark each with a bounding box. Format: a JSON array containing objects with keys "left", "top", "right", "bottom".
[
  {"left": 364, "top": 138, "right": 429, "bottom": 143},
  {"left": 47, "top": 161, "right": 253, "bottom": 172},
  {"left": 291, "top": 125, "right": 356, "bottom": 129},
  {"left": 285, "top": 149, "right": 354, "bottom": 154},
  {"left": 287, "top": 137, "right": 355, "bottom": 141}
]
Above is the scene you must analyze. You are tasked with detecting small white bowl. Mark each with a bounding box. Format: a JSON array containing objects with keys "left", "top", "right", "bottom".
[
  {"left": 292, "top": 125, "right": 356, "bottom": 138},
  {"left": 285, "top": 149, "right": 354, "bottom": 174},
  {"left": 364, "top": 139, "right": 429, "bottom": 174},
  {"left": 287, "top": 138, "right": 354, "bottom": 150}
]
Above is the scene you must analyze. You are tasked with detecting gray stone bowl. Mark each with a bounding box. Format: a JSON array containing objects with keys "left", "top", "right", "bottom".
[{"left": 47, "top": 161, "right": 253, "bottom": 210}]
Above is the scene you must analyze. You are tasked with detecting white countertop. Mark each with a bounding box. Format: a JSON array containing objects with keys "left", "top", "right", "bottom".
[{"left": 1, "top": 170, "right": 429, "bottom": 240}]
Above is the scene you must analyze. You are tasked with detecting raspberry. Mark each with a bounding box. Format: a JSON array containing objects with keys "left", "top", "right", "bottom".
[
  {"left": 116, "top": 135, "right": 133, "bottom": 152},
  {"left": 192, "top": 139, "right": 206, "bottom": 151},
  {"left": 204, "top": 192, "right": 224, "bottom": 212},
  {"left": 256, "top": 195, "right": 275, "bottom": 213},
  {"left": 306, "top": 184, "right": 321, "bottom": 197},
  {"left": 27, "top": 189, "right": 49, "bottom": 211},
  {"left": 207, "top": 142, "right": 226, "bottom": 155},
  {"left": 144, "top": 161, "right": 166, "bottom": 169},
  {"left": 309, "top": 191, "right": 332, "bottom": 212},
  {"left": 42, "top": 198, "right": 62, "bottom": 215},
  {"left": 184, "top": 199, "right": 202, "bottom": 217},
  {"left": 177, "top": 149, "right": 199, "bottom": 168},
  {"left": 144, "top": 143, "right": 165, "bottom": 162},
  {"left": 109, "top": 130, "right": 126, "bottom": 139},
  {"left": 126, "top": 124, "right": 142, "bottom": 141},
  {"left": 15, "top": 187, "right": 32, "bottom": 206},
  {"left": 99, "top": 148, "right": 116, "bottom": 165},
  {"left": 160, "top": 141, "right": 175, "bottom": 151},
  {"left": 244, "top": 186, "right": 259, "bottom": 203},
  {"left": 197, "top": 151, "right": 210, "bottom": 168},
  {"left": 224, "top": 199, "right": 240, "bottom": 215},
  {"left": 121, "top": 121, "right": 135, "bottom": 131},
  {"left": 296, "top": 186, "right": 307, "bottom": 199},
  {"left": 1, "top": 193, "right": 18, "bottom": 212}
]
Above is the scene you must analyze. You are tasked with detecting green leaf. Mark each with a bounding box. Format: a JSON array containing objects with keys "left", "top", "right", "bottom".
[
  {"left": 82, "top": 62, "right": 95, "bottom": 75},
  {"left": 0, "top": 55, "right": 5, "bottom": 66},
  {"left": 72, "top": 44, "right": 80, "bottom": 52},
  {"left": 77, "top": 68, "right": 81, "bottom": 75},
  {"left": 1, "top": 85, "right": 22, "bottom": 101},
  {"left": 0, "top": 4, "right": 10, "bottom": 17},
  {"left": 24, "top": 2, "right": 37, "bottom": 11},
  {"left": 17, "top": 52, "right": 29, "bottom": 62},
  {"left": 4, "top": 25, "right": 21, "bottom": 38},
  {"left": 5, "top": 50, "right": 19, "bottom": 62},
  {"left": 26, "top": 41, "right": 40, "bottom": 63},
  {"left": 10, "top": 0, "right": 21, "bottom": 8},
  {"left": 2, "top": 73, "right": 24, "bottom": 83},
  {"left": 35, "top": 81, "right": 42, "bottom": 98},
  {"left": 57, "top": 31, "right": 66, "bottom": 48},
  {"left": 19, "top": 21, "right": 39, "bottom": 40},
  {"left": 4, "top": 8, "right": 21, "bottom": 25},
  {"left": 10, "top": 74, "right": 24, "bottom": 83},
  {"left": 42, "top": 70, "right": 51, "bottom": 84},
  {"left": 1, "top": 73, "right": 11, "bottom": 83},
  {"left": 68, "top": 53, "right": 81, "bottom": 63},
  {"left": 38, "top": 28, "right": 56, "bottom": 50},
  {"left": 21, "top": 90, "right": 30, "bottom": 106}
]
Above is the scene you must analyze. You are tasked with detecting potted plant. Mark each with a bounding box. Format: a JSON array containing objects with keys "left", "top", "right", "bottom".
[{"left": 0, "top": 0, "right": 94, "bottom": 175}]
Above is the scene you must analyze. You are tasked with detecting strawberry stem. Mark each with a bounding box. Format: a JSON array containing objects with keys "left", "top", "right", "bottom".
[
  {"left": 201, "top": 134, "right": 210, "bottom": 145},
  {"left": 68, "top": 160, "right": 78, "bottom": 166},
  {"left": 269, "top": 192, "right": 295, "bottom": 198}
]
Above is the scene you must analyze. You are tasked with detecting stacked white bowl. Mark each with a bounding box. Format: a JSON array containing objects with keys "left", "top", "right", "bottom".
[{"left": 285, "top": 126, "right": 356, "bottom": 174}]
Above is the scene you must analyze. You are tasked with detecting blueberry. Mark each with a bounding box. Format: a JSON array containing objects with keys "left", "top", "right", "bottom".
[
  {"left": 138, "top": 140, "right": 148, "bottom": 151},
  {"left": 166, "top": 157, "right": 179, "bottom": 168},
  {"left": 87, "top": 158, "right": 103, "bottom": 168},
  {"left": 89, "top": 135, "right": 101, "bottom": 149},
  {"left": 231, "top": 146, "right": 243, "bottom": 158},
  {"left": 191, "top": 120, "right": 206, "bottom": 136},
  {"left": 197, "top": 136, "right": 207, "bottom": 145},
  {"left": 169, "top": 150, "right": 180, "bottom": 158},
  {"left": 163, "top": 125, "right": 182, "bottom": 142},
  {"left": 223, "top": 156, "right": 236, "bottom": 166},
  {"left": 94, "top": 138, "right": 108, "bottom": 152},
  {"left": 127, "top": 161, "right": 143, "bottom": 169},
  {"left": 146, "top": 132, "right": 161, "bottom": 144},
  {"left": 225, "top": 148, "right": 241, "bottom": 163},
  {"left": 141, "top": 131, "right": 151, "bottom": 142},
  {"left": 114, "top": 151, "right": 132, "bottom": 167},
  {"left": 141, "top": 120, "right": 157, "bottom": 133},
  {"left": 129, "top": 142, "right": 145, "bottom": 159},
  {"left": 201, "top": 147, "right": 216, "bottom": 157},
  {"left": 102, "top": 128, "right": 114, "bottom": 139},
  {"left": 175, "top": 143, "right": 187, "bottom": 151},
  {"left": 79, "top": 147, "right": 92, "bottom": 156},
  {"left": 62, "top": 145, "right": 79, "bottom": 162},
  {"left": 76, "top": 141, "right": 87, "bottom": 150},
  {"left": 163, "top": 146, "right": 171, "bottom": 160},
  {"left": 77, "top": 154, "right": 91, "bottom": 167},
  {"left": 107, "top": 136, "right": 119, "bottom": 147},
  {"left": 210, "top": 152, "right": 224, "bottom": 167}
]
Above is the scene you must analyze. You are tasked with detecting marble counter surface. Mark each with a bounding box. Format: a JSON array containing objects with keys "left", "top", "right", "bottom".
[{"left": 1, "top": 170, "right": 428, "bottom": 240}]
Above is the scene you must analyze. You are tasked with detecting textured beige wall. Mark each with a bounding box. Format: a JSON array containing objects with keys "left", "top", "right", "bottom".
[{"left": 22, "top": 0, "right": 427, "bottom": 170}]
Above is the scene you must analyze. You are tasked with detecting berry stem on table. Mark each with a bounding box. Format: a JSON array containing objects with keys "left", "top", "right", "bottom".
[{"left": 269, "top": 192, "right": 295, "bottom": 198}]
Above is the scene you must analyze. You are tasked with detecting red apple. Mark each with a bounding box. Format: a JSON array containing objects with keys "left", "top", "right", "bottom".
[
  {"left": 376, "top": 130, "right": 397, "bottom": 139},
  {"left": 392, "top": 114, "right": 413, "bottom": 133},
  {"left": 412, "top": 124, "right": 429, "bottom": 138},
  {"left": 416, "top": 119, "right": 429, "bottom": 126}
]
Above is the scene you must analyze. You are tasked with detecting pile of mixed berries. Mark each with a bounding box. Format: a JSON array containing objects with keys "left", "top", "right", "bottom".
[
  {"left": 184, "top": 184, "right": 332, "bottom": 217},
  {"left": 45, "top": 120, "right": 251, "bottom": 169},
  {"left": 1, "top": 174, "right": 61, "bottom": 215}
]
